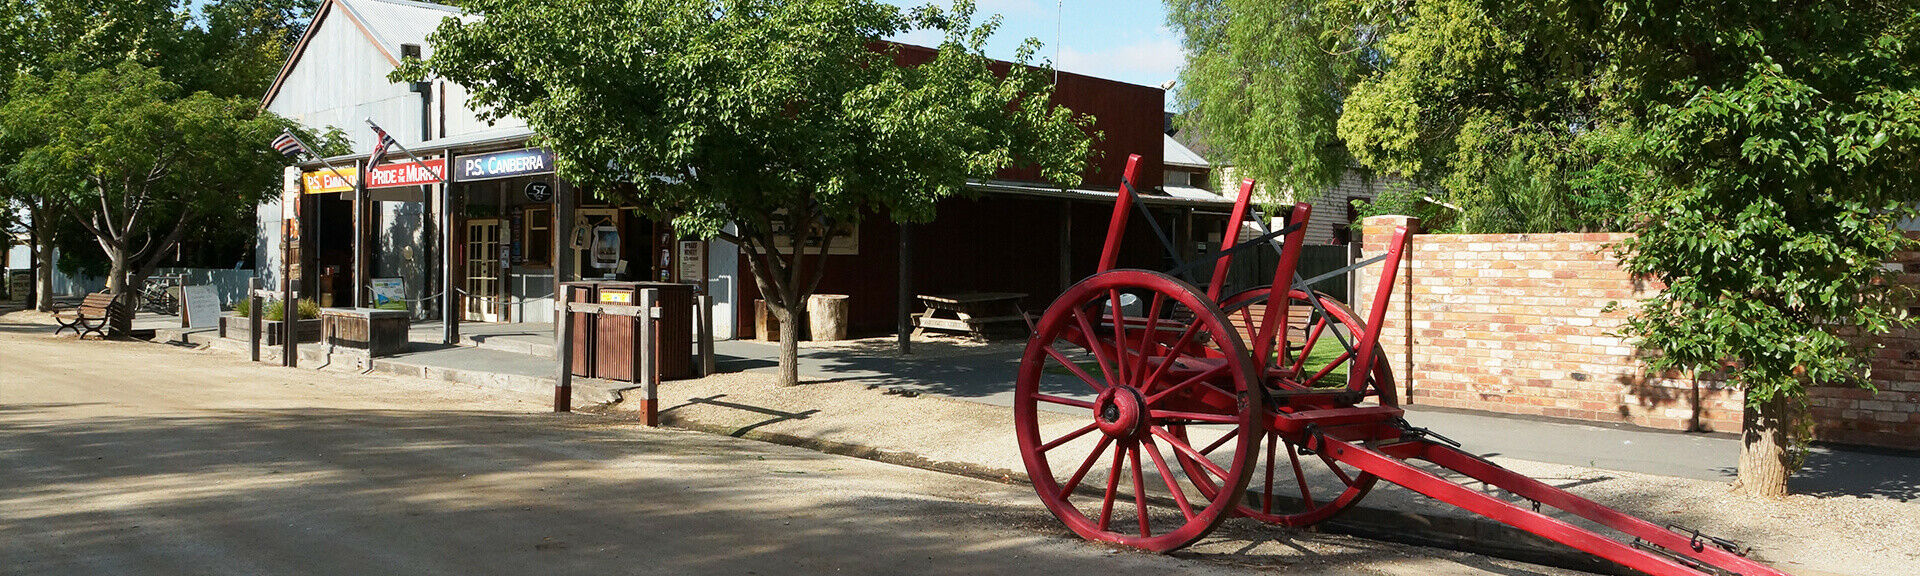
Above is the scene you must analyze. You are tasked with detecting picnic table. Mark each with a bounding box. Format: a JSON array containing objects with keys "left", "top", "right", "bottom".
[{"left": 911, "top": 292, "right": 1029, "bottom": 341}]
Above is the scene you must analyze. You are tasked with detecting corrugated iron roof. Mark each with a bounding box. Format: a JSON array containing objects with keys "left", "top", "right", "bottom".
[
  {"left": 336, "top": 0, "right": 458, "bottom": 60},
  {"left": 1164, "top": 134, "right": 1209, "bottom": 169}
]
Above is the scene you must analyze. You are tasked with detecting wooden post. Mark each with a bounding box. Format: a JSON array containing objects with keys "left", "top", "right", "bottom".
[
  {"left": 896, "top": 223, "right": 913, "bottom": 355},
  {"left": 1058, "top": 199, "right": 1073, "bottom": 292},
  {"left": 554, "top": 300, "right": 574, "bottom": 412},
  {"left": 697, "top": 293, "right": 716, "bottom": 376},
  {"left": 638, "top": 288, "right": 659, "bottom": 426},
  {"left": 443, "top": 151, "right": 459, "bottom": 345},
  {"left": 352, "top": 164, "right": 365, "bottom": 309},
  {"left": 249, "top": 278, "right": 263, "bottom": 363},
  {"left": 283, "top": 217, "right": 298, "bottom": 368}
]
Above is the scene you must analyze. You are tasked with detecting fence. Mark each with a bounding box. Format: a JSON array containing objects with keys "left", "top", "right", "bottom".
[
  {"left": 1356, "top": 216, "right": 1920, "bottom": 450},
  {"left": 153, "top": 268, "right": 256, "bottom": 310}
]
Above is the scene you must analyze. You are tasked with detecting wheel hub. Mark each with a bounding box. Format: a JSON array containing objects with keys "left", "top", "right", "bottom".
[{"left": 1094, "top": 386, "right": 1148, "bottom": 440}]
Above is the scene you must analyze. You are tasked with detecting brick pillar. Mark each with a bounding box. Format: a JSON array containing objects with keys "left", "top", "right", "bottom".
[{"left": 1358, "top": 215, "right": 1418, "bottom": 404}]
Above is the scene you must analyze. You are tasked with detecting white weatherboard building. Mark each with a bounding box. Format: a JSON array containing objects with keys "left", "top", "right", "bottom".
[{"left": 258, "top": 0, "right": 741, "bottom": 338}]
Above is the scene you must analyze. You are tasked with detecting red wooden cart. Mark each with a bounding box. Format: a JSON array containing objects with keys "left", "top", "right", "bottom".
[{"left": 1013, "top": 154, "right": 1790, "bottom": 576}]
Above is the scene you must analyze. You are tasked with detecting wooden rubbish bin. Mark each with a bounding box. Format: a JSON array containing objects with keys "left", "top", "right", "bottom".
[
  {"left": 593, "top": 282, "right": 695, "bottom": 381},
  {"left": 562, "top": 283, "right": 598, "bottom": 378}
]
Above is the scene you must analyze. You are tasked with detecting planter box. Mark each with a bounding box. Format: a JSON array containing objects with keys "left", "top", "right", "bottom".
[{"left": 220, "top": 315, "right": 322, "bottom": 345}]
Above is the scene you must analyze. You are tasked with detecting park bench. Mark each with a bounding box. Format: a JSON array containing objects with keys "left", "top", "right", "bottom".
[{"left": 52, "top": 292, "right": 124, "bottom": 339}]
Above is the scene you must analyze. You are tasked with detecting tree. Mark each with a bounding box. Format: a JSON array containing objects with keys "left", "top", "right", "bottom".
[
  {"left": 1172, "top": 0, "right": 1920, "bottom": 497},
  {"left": 401, "top": 0, "right": 1095, "bottom": 386},
  {"left": 0, "top": 0, "right": 316, "bottom": 310},
  {"left": 1171, "top": 0, "right": 1630, "bottom": 233},
  {"left": 0, "top": 63, "right": 298, "bottom": 335},
  {"left": 1168, "top": 0, "right": 1366, "bottom": 203},
  {"left": 1597, "top": 1, "right": 1920, "bottom": 498}
]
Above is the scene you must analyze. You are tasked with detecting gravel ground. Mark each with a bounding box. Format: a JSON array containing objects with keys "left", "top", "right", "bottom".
[
  {"left": 14, "top": 309, "right": 1909, "bottom": 575},
  {"left": 637, "top": 369, "right": 1919, "bottom": 576}
]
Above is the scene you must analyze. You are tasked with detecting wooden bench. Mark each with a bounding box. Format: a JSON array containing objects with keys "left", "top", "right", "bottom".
[{"left": 53, "top": 292, "right": 124, "bottom": 339}]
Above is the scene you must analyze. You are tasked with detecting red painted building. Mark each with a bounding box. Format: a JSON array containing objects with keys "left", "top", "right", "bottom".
[{"left": 738, "top": 49, "right": 1233, "bottom": 338}]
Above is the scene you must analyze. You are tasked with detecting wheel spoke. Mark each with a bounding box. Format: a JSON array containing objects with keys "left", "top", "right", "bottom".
[
  {"left": 1043, "top": 345, "right": 1107, "bottom": 393},
  {"left": 1034, "top": 393, "right": 1096, "bottom": 410},
  {"left": 1287, "top": 438, "right": 1314, "bottom": 508},
  {"left": 1301, "top": 350, "right": 1355, "bottom": 388},
  {"left": 1262, "top": 432, "right": 1277, "bottom": 515},
  {"left": 1141, "top": 436, "right": 1195, "bottom": 521},
  {"left": 1127, "top": 292, "right": 1166, "bottom": 389},
  {"left": 1198, "top": 426, "right": 1239, "bottom": 456},
  {"left": 1099, "top": 440, "right": 1125, "bottom": 531},
  {"left": 1318, "top": 450, "right": 1356, "bottom": 487},
  {"left": 1150, "top": 426, "right": 1230, "bottom": 481},
  {"left": 1130, "top": 444, "right": 1150, "bottom": 537},
  {"left": 1039, "top": 422, "right": 1100, "bottom": 454},
  {"left": 1289, "top": 314, "right": 1330, "bottom": 375},
  {"left": 1107, "top": 289, "right": 1131, "bottom": 387},
  {"left": 1144, "top": 361, "right": 1230, "bottom": 404},
  {"left": 1072, "top": 307, "right": 1122, "bottom": 391},
  {"left": 1060, "top": 435, "right": 1114, "bottom": 500},
  {"left": 1139, "top": 322, "right": 1203, "bottom": 396}
]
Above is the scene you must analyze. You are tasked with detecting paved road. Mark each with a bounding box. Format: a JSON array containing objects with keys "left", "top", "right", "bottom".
[{"left": 0, "top": 319, "right": 1583, "bottom": 575}]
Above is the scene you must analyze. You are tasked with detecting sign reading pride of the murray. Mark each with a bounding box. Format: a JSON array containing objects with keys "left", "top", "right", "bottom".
[
  {"left": 366, "top": 159, "right": 446, "bottom": 189},
  {"left": 453, "top": 148, "right": 555, "bottom": 182}
]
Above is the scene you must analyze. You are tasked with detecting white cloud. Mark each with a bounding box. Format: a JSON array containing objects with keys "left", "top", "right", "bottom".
[{"left": 1055, "top": 29, "right": 1185, "bottom": 88}]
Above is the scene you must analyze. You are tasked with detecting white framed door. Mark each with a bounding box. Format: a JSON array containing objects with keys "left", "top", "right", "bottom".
[{"left": 465, "top": 219, "right": 503, "bottom": 322}]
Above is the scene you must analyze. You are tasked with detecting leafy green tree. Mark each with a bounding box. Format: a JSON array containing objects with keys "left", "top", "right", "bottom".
[
  {"left": 401, "top": 0, "right": 1094, "bottom": 385},
  {"left": 1174, "top": 0, "right": 1920, "bottom": 497},
  {"left": 0, "top": 63, "right": 300, "bottom": 335},
  {"left": 1171, "top": 0, "right": 1629, "bottom": 233},
  {"left": 1599, "top": 2, "right": 1920, "bottom": 498},
  {"left": 0, "top": 0, "right": 317, "bottom": 310}
]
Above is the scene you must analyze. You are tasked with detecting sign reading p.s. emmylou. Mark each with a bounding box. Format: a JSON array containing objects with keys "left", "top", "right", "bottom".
[
  {"left": 453, "top": 148, "right": 555, "bottom": 182},
  {"left": 366, "top": 159, "right": 447, "bottom": 189},
  {"left": 301, "top": 167, "right": 358, "bottom": 194}
]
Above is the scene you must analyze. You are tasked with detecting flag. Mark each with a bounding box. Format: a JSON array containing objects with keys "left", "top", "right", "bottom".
[
  {"left": 272, "top": 131, "right": 306, "bottom": 158},
  {"left": 368, "top": 124, "right": 397, "bottom": 167}
]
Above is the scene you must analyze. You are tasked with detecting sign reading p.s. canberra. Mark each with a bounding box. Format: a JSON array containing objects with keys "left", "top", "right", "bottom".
[{"left": 453, "top": 148, "right": 555, "bottom": 182}]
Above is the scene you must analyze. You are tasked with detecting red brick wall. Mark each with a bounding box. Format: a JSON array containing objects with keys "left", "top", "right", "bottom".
[{"left": 1356, "top": 216, "right": 1920, "bottom": 449}]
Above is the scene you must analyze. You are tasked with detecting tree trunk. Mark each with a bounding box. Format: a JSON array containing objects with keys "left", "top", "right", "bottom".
[
  {"left": 30, "top": 213, "right": 53, "bottom": 312},
  {"left": 105, "top": 250, "right": 132, "bottom": 337},
  {"left": 772, "top": 296, "right": 807, "bottom": 387},
  {"left": 1732, "top": 392, "right": 1792, "bottom": 499}
]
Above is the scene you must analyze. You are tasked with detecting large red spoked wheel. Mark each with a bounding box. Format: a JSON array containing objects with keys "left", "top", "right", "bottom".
[
  {"left": 1173, "top": 288, "right": 1395, "bottom": 527},
  {"left": 1014, "top": 269, "right": 1263, "bottom": 552}
]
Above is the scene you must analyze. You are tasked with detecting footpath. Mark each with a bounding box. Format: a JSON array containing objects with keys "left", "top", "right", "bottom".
[{"left": 68, "top": 313, "right": 1920, "bottom": 576}]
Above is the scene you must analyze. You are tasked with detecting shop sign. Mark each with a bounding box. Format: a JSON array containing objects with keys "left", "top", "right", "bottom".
[
  {"left": 453, "top": 148, "right": 555, "bottom": 182},
  {"left": 301, "top": 167, "right": 359, "bottom": 194},
  {"left": 366, "top": 159, "right": 447, "bottom": 189}
]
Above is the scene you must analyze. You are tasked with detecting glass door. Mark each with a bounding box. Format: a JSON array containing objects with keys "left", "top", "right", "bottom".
[{"left": 465, "top": 219, "right": 503, "bottom": 322}]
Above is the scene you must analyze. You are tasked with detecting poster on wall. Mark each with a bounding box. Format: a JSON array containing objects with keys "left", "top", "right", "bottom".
[
  {"left": 371, "top": 278, "right": 406, "bottom": 310},
  {"left": 677, "top": 241, "right": 704, "bottom": 284},
  {"left": 509, "top": 207, "right": 526, "bottom": 264}
]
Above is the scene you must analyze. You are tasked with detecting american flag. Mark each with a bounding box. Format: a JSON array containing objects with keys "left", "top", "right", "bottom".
[
  {"left": 368, "top": 125, "right": 397, "bottom": 167},
  {"left": 271, "top": 131, "right": 305, "bottom": 158}
]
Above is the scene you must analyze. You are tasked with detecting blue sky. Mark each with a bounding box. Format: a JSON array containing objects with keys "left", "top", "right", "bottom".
[{"left": 878, "top": 0, "right": 1184, "bottom": 91}]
